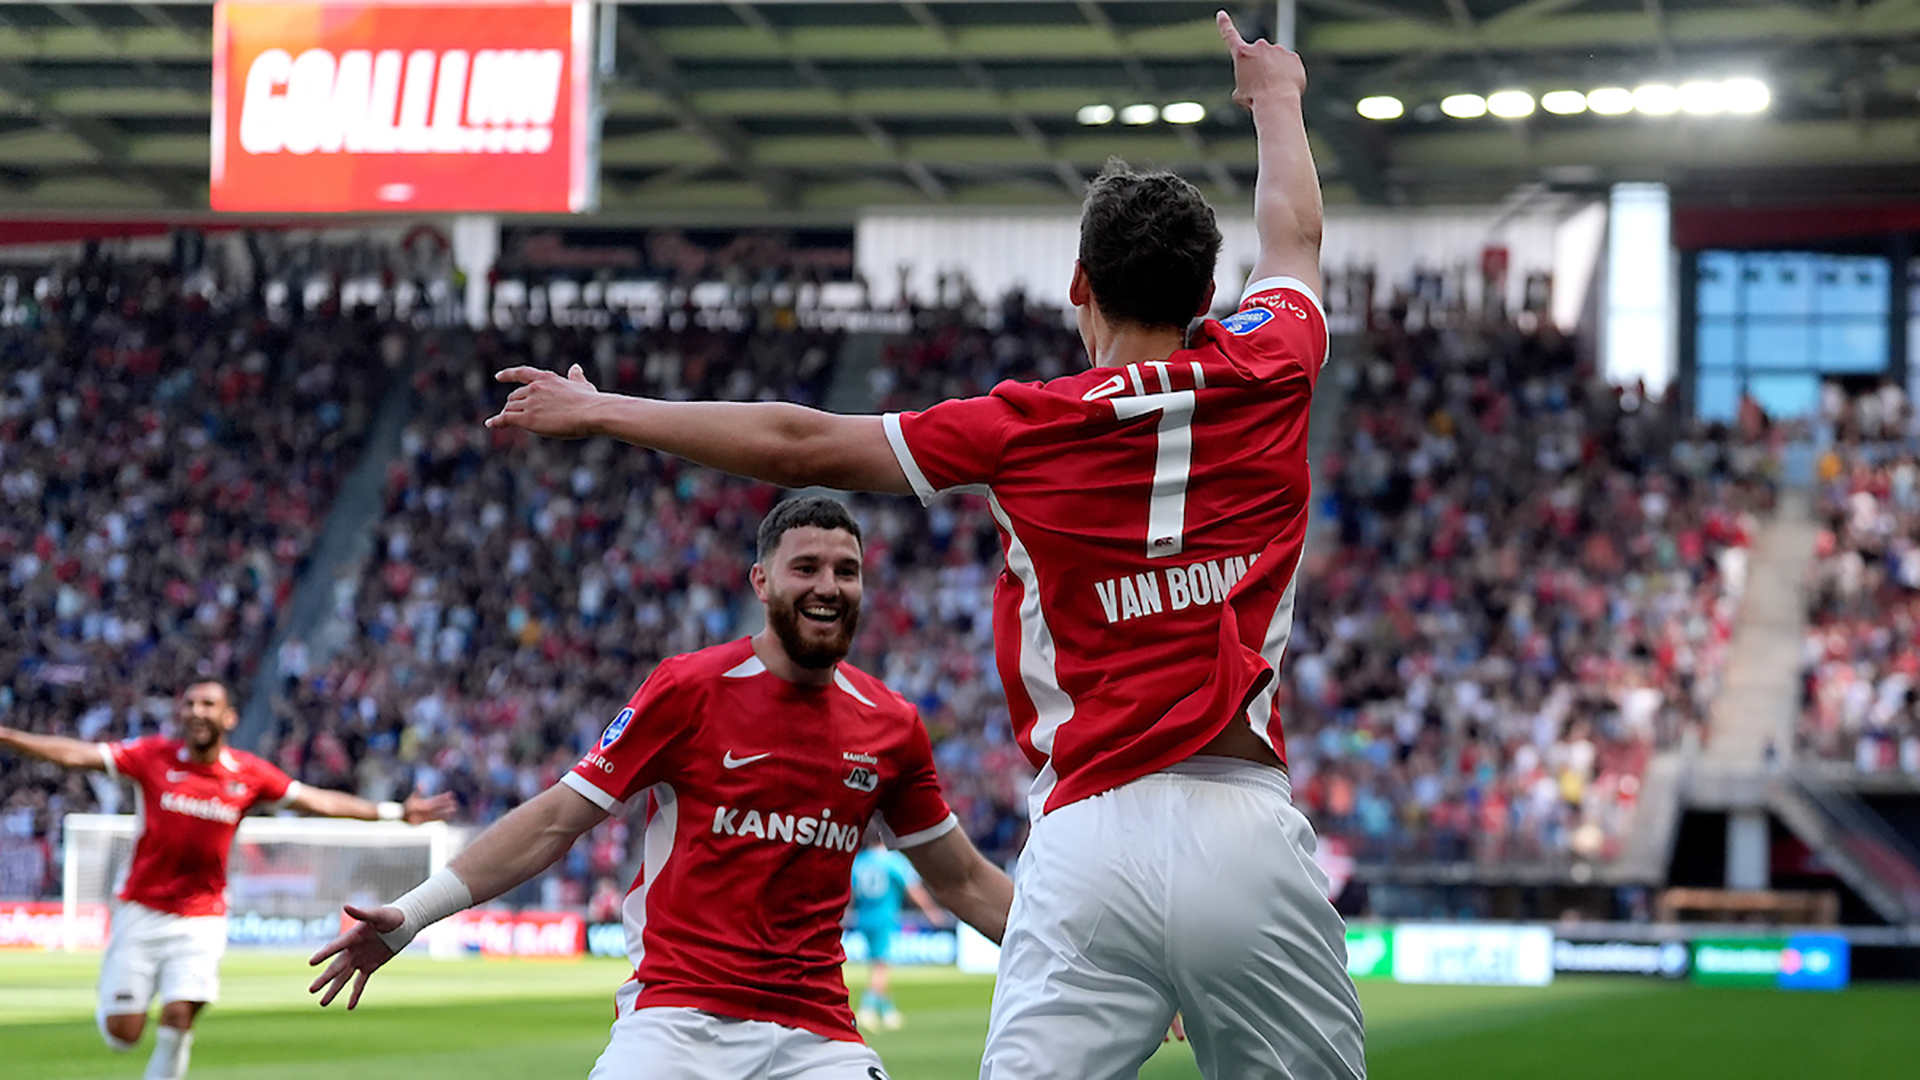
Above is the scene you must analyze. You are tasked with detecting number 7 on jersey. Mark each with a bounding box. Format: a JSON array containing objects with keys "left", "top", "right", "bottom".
[{"left": 1111, "top": 390, "right": 1196, "bottom": 560}]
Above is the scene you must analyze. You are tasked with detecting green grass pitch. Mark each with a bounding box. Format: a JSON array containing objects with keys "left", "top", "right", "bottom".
[{"left": 1, "top": 950, "right": 1915, "bottom": 1078}]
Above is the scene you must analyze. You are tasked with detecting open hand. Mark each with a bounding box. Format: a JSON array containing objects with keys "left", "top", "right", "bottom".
[
  {"left": 484, "top": 363, "right": 603, "bottom": 439},
  {"left": 402, "top": 790, "right": 458, "bottom": 824},
  {"left": 308, "top": 904, "right": 404, "bottom": 1010},
  {"left": 1217, "top": 10, "right": 1307, "bottom": 109}
]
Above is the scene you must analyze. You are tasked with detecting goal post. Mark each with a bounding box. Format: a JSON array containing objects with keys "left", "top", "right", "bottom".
[{"left": 61, "top": 814, "right": 459, "bottom": 956}]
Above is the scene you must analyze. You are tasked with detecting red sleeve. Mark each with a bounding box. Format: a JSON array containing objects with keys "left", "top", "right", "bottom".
[
  {"left": 883, "top": 392, "right": 1020, "bottom": 505},
  {"left": 104, "top": 736, "right": 162, "bottom": 784},
  {"left": 877, "top": 710, "right": 957, "bottom": 848},
  {"left": 561, "top": 663, "right": 694, "bottom": 816},
  {"left": 245, "top": 755, "right": 294, "bottom": 807},
  {"left": 1221, "top": 275, "right": 1331, "bottom": 385}
]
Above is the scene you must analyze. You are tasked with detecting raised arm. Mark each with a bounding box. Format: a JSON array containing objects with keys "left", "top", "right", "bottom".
[
  {"left": 283, "top": 785, "right": 455, "bottom": 825},
  {"left": 485, "top": 364, "right": 914, "bottom": 495},
  {"left": 1219, "top": 10, "right": 1323, "bottom": 296},
  {"left": 307, "top": 782, "right": 608, "bottom": 1009},
  {"left": 900, "top": 828, "right": 1014, "bottom": 944},
  {"left": 0, "top": 725, "right": 108, "bottom": 772}
]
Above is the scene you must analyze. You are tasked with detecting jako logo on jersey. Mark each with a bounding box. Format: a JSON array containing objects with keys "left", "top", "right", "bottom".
[
  {"left": 1220, "top": 307, "right": 1274, "bottom": 335},
  {"left": 598, "top": 708, "right": 635, "bottom": 752},
  {"left": 712, "top": 806, "right": 863, "bottom": 852},
  {"left": 237, "top": 48, "right": 564, "bottom": 156},
  {"left": 159, "top": 791, "right": 241, "bottom": 824}
]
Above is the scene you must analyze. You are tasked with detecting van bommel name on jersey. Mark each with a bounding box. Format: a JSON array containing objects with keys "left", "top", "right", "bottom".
[
  {"left": 712, "top": 806, "right": 863, "bottom": 853},
  {"left": 1094, "top": 550, "right": 1262, "bottom": 625},
  {"left": 159, "top": 791, "right": 242, "bottom": 824},
  {"left": 238, "top": 48, "right": 564, "bottom": 156}
]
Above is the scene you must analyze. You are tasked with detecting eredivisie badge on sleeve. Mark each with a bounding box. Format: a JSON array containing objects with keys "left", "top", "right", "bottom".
[{"left": 599, "top": 708, "right": 635, "bottom": 751}]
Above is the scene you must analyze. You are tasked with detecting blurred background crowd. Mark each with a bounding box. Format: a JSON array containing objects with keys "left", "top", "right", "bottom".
[{"left": 0, "top": 248, "right": 1887, "bottom": 914}]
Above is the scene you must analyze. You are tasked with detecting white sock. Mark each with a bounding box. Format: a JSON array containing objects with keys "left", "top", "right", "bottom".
[{"left": 143, "top": 1026, "right": 192, "bottom": 1080}]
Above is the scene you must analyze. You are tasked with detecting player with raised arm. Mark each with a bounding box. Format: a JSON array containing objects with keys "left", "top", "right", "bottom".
[
  {"left": 483, "top": 13, "right": 1360, "bottom": 1079},
  {"left": 308, "top": 496, "right": 1015, "bottom": 1080},
  {"left": 849, "top": 832, "right": 948, "bottom": 1031},
  {"left": 0, "top": 680, "right": 454, "bottom": 1080}
]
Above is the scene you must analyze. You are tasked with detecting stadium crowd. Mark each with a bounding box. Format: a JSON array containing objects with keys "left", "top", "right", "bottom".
[
  {"left": 0, "top": 254, "right": 396, "bottom": 896},
  {"left": 2, "top": 252, "right": 1787, "bottom": 907},
  {"left": 1802, "top": 384, "right": 1920, "bottom": 776},
  {"left": 1277, "top": 294, "right": 1771, "bottom": 867}
]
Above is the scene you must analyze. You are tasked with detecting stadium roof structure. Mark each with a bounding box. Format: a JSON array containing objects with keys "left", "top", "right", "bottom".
[{"left": 3, "top": 0, "right": 1920, "bottom": 215}]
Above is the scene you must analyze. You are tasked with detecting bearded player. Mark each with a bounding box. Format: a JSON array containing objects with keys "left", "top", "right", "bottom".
[
  {"left": 309, "top": 496, "right": 1014, "bottom": 1080},
  {"left": 0, "top": 681, "right": 454, "bottom": 1080},
  {"left": 482, "top": 15, "right": 1360, "bottom": 1078}
]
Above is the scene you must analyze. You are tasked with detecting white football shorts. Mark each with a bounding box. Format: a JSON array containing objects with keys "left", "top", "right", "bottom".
[
  {"left": 96, "top": 901, "right": 227, "bottom": 1022},
  {"left": 981, "top": 757, "right": 1366, "bottom": 1080},
  {"left": 589, "top": 1006, "right": 890, "bottom": 1080}
]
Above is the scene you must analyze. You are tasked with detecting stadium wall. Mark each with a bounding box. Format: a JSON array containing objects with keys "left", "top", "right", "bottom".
[{"left": 855, "top": 203, "right": 1600, "bottom": 328}]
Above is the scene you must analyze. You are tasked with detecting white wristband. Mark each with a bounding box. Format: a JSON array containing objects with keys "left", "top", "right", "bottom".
[
  {"left": 377, "top": 868, "right": 473, "bottom": 953},
  {"left": 376, "top": 801, "right": 404, "bottom": 822}
]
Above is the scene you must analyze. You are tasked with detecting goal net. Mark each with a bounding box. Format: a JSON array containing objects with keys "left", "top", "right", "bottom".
[{"left": 61, "top": 814, "right": 457, "bottom": 954}]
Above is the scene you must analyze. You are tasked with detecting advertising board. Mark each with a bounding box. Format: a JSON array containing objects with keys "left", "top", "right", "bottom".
[
  {"left": 212, "top": 0, "right": 594, "bottom": 212},
  {"left": 441, "top": 909, "right": 584, "bottom": 958},
  {"left": 1691, "top": 937, "right": 1789, "bottom": 987},
  {"left": 1345, "top": 926, "right": 1393, "bottom": 979},
  {"left": 1391, "top": 924, "right": 1554, "bottom": 986},
  {"left": 1551, "top": 938, "right": 1691, "bottom": 979},
  {"left": 1778, "top": 934, "right": 1850, "bottom": 991},
  {"left": 0, "top": 901, "right": 108, "bottom": 950}
]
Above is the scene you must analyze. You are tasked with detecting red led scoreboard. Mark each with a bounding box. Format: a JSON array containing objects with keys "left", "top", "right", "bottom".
[{"left": 212, "top": 0, "right": 594, "bottom": 212}]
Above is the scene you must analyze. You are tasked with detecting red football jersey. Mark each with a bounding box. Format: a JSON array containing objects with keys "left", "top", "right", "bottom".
[
  {"left": 101, "top": 736, "right": 298, "bottom": 917},
  {"left": 884, "top": 277, "right": 1328, "bottom": 815},
  {"left": 561, "top": 638, "right": 957, "bottom": 1043}
]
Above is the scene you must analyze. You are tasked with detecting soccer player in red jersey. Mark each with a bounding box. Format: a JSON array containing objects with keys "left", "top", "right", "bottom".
[
  {"left": 0, "top": 680, "right": 454, "bottom": 1080},
  {"left": 482, "top": 14, "right": 1359, "bottom": 1078},
  {"left": 309, "top": 497, "right": 1015, "bottom": 1080}
]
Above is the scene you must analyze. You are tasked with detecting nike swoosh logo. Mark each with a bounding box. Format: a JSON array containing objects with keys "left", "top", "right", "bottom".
[{"left": 723, "top": 751, "right": 772, "bottom": 770}]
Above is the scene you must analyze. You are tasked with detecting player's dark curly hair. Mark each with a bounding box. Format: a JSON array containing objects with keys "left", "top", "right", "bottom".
[
  {"left": 756, "top": 495, "right": 863, "bottom": 562},
  {"left": 1078, "top": 159, "right": 1222, "bottom": 330}
]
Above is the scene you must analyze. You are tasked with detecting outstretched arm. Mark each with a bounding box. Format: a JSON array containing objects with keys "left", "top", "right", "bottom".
[
  {"left": 307, "top": 783, "right": 608, "bottom": 1009},
  {"left": 900, "top": 828, "right": 1014, "bottom": 944},
  {"left": 283, "top": 785, "right": 456, "bottom": 824},
  {"left": 0, "top": 726, "right": 108, "bottom": 772},
  {"left": 1219, "top": 10, "right": 1324, "bottom": 296},
  {"left": 485, "top": 364, "right": 914, "bottom": 495}
]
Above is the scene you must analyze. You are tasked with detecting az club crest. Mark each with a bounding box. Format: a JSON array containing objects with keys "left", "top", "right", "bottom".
[
  {"left": 843, "top": 765, "right": 878, "bottom": 793},
  {"left": 599, "top": 708, "right": 635, "bottom": 751}
]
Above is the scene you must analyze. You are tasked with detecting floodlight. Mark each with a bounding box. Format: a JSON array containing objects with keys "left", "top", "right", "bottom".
[
  {"left": 1356, "top": 96, "right": 1404, "bottom": 120},
  {"left": 1632, "top": 84, "right": 1680, "bottom": 116},
  {"left": 1586, "top": 87, "right": 1634, "bottom": 115},
  {"left": 1541, "top": 90, "right": 1587, "bottom": 115},
  {"left": 1487, "top": 90, "right": 1535, "bottom": 118}
]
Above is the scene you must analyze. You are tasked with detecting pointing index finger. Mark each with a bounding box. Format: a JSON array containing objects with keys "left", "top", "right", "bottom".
[
  {"left": 1216, "top": 10, "right": 1246, "bottom": 48},
  {"left": 494, "top": 366, "right": 544, "bottom": 385}
]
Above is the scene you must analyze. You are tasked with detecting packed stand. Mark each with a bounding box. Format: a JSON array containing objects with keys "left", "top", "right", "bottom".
[
  {"left": 1802, "top": 384, "right": 1920, "bottom": 775},
  {"left": 266, "top": 310, "right": 872, "bottom": 908},
  {"left": 0, "top": 253, "right": 397, "bottom": 898},
  {"left": 1280, "top": 298, "right": 1773, "bottom": 867}
]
